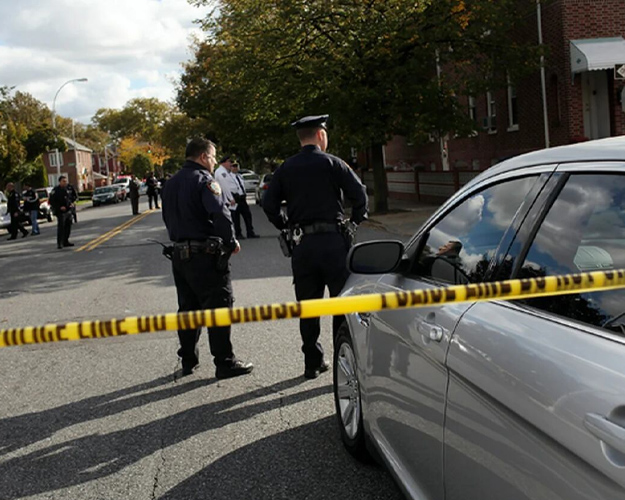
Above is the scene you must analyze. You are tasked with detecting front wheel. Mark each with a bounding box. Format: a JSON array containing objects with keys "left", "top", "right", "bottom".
[{"left": 333, "top": 321, "right": 371, "bottom": 462}]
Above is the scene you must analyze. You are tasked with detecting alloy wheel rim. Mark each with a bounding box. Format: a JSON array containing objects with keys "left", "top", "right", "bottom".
[{"left": 336, "top": 342, "right": 361, "bottom": 440}]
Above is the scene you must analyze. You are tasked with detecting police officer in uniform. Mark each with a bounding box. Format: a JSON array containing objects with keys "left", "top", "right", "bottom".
[
  {"left": 49, "top": 176, "right": 74, "bottom": 249},
  {"left": 162, "top": 137, "right": 253, "bottom": 379},
  {"left": 6, "top": 182, "right": 28, "bottom": 240},
  {"left": 263, "top": 115, "right": 368, "bottom": 378}
]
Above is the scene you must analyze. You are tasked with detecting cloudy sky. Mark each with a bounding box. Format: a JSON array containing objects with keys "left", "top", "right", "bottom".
[{"left": 0, "top": 0, "right": 210, "bottom": 123}]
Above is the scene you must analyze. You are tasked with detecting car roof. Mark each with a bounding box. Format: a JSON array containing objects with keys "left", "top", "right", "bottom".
[{"left": 471, "top": 136, "right": 625, "bottom": 187}]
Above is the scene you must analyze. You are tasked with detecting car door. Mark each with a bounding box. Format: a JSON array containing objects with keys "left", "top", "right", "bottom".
[
  {"left": 445, "top": 165, "right": 625, "bottom": 500},
  {"left": 365, "top": 171, "right": 552, "bottom": 500}
]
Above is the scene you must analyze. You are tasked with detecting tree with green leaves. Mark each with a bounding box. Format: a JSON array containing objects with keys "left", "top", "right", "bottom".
[
  {"left": 130, "top": 153, "right": 153, "bottom": 179},
  {"left": 179, "top": 0, "right": 542, "bottom": 211}
]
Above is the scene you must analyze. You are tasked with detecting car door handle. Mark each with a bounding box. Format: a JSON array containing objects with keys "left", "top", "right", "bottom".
[
  {"left": 356, "top": 312, "right": 371, "bottom": 328},
  {"left": 584, "top": 413, "right": 625, "bottom": 456},
  {"left": 416, "top": 318, "right": 444, "bottom": 342}
]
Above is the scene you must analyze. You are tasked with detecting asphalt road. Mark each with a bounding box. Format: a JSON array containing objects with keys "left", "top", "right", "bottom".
[{"left": 0, "top": 197, "right": 405, "bottom": 500}]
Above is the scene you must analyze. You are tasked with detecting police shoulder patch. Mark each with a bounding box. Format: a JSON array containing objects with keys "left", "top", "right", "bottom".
[
  {"left": 221, "top": 172, "right": 227, "bottom": 178},
  {"left": 207, "top": 180, "right": 222, "bottom": 196}
]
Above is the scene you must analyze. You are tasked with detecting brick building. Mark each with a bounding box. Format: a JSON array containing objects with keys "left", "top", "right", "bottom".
[
  {"left": 43, "top": 137, "right": 94, "bottom": 191},
  {"left": 91, "top": 149, "right": 123, "bottom": 187},
  {"left": 368, "top": 0, "right": 625, "bottom": 201}
]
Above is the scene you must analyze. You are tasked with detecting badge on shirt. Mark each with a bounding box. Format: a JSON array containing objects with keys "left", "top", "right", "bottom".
[{"left": 207, "top": 180, "right": 222, "bottom": 196}]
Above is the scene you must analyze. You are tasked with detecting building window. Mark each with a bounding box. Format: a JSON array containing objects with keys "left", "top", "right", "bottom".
[
  {"left": 49, "top": 151, "right": 63, "bottom": 168},
  {"left": 550, "top": 74, "right": 561, "bottom": 127},
  {"left": 507, "top": 83, "right": 519, "bottom": 131},
  {"left": 484, "top": 91, "right": 497, "bottom": 132}
]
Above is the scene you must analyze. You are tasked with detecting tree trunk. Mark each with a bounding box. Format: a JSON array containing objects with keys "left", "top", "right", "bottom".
[{"left": 370, "top": 142, "right": 388, "bottom": 213}]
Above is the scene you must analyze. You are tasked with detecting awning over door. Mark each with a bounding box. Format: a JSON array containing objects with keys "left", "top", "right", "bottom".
[{"left": 570, "top": 37, "right": 625, "bottom": 74}]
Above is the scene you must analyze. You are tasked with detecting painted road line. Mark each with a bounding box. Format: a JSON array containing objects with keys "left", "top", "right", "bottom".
[{"left": 75, "top": 210, "right": 156, "bottom": 253}]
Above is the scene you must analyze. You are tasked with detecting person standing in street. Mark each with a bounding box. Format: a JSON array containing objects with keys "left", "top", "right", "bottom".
[
  {"left": 22, "top": 183, "right": 40, "bottom": 235},
  {"left": 263, "top": 115, "right": 368, "bottom": 379},
  {"left": 214, "top": 157, "right": 239, "bottom": 234},
  {"left": 49, "top": 176, "right": 75, "bottom": 249},
  {"left": 161, "top": 137, "right": 253, "bottom": 379},
  {"left": 67, "top": 183, "right": 78, "bottom": 223},
  {"left": 146, "top": 172, "right": 160, "bottom": 209},
  {"left": 232, "top": 162, "right": 259, "bottom": 238},
  {"left": 129, "top": 175, "right": 140, "bottom": 215},
  {"left": 6, "top": 182, "right": 28, "bottom": 240}
]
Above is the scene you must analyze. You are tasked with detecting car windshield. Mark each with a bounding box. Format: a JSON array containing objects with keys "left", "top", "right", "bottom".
[
  {"left": 95, "top": 187, "right": 117, "bottom": 194},
  {"left": 36, "top": 190, "right": 49, "bottom": 199},
  {"left": 242, "top": 173, "right": 259, "bottom": 180},
  {"left": 262, "top": 174, "right": 273, "bottom": 183}
]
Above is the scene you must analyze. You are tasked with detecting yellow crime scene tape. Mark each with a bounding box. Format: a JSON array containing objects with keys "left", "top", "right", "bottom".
[{"left": 2, "top": 269, "right": 625, "bottom": 349}]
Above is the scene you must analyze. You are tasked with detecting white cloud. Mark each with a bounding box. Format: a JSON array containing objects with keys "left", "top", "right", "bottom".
[{"left": 0, "top": 0, "right": 208, "bottom": 122}]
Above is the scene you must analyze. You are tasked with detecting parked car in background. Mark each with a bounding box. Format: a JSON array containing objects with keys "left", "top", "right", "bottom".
[
  {"left": 35, "top": 187, "right": 54, "bottom": 222},
  {"left": 334, "top": 136, "right": 625, "bottom": 500},
  {"left": 138, "top": 182, "right": 147, "bottom": 196},
  {"left": 92, "top": 185, "right": 123, "bottom": 206},
  {"left": 254, "top": 173, "right": 273, "bottom": 206},
  {"left": 112, "top": 178, "right": 130, "bottom": 200},
  {"left": 241, "top": 172, "right": 260, "bottom": 194},
  {"left": 0, "top": 191, "right": 9, "bottom": 231}
]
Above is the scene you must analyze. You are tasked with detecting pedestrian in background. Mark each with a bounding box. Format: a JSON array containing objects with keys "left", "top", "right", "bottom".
[
  {"left": 161, "top": 137, "right": 253, "bottom": 379},
  {"left": 232, "top": 162, "right": 259, "bottom": 238},
  {"left": 67, "top": 183, "right": 78, "bottom": 223},
  {"left": 263, "top": 115, "right": 368, "bottom": 379},
  {"left": 146, "top": 172, "right": 160, "bottom": 209},
  {"left": 214, "top": 156, "right": 240, "bottom": 234},
  {"left": 22, "top": 183, "right": 40, "bottom": 235},
  {"left": 5, "top": 182, "right": 28, "bottom": 240},
  {"left": 129, "top": 175, "right": 140, "bottom": 215},
  {"left": 49, "top": 176, "right": 75, "bottom": 249}
]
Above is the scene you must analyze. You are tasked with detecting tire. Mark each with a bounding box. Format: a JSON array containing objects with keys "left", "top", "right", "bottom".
[{"left": 333, "top": 321, "right": 372, "bottom": 462}]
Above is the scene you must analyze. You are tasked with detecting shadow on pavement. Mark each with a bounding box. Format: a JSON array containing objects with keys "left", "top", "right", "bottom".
[
  {"left": 0, "top": 375, "right": 322, "bottom": 499},
  {"left": 158, "top": 416, "right": 403, "bottom": 500}
]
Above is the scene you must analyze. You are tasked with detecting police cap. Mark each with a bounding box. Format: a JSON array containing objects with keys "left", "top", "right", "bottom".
[{"left": 290, "top": 115, "right": 329, "bottom": 130}]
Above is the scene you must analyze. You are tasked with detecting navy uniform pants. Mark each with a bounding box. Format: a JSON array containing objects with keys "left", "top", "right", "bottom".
[
  {"left": 172, "top": 252, "right": 235, "bottom": 367},
  {"left": 291, "top": 232, "right": 349, "bottom": 369},
  {"left": 234, "top": 198, "right": 255, "bottom": 237},
  {"left": 56, "top": 212, "right": 72, "bottom": 247}
]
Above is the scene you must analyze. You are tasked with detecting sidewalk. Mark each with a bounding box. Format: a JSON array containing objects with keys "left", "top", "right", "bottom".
[{"left": 363, "top": 198, "right": 441, "bottom": 237}]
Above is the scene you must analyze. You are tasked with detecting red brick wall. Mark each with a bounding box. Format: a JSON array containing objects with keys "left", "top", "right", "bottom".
[{"left": 381, "top": 0, "right": 625, "bottom": 181}]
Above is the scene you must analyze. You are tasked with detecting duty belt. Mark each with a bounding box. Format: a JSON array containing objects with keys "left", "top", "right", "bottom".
[
  {"left": 174, "top": 240, "right": 221, "bottom": 254},
  {"left": 299, "top": 222, "right": 340, "bottom": 235}
]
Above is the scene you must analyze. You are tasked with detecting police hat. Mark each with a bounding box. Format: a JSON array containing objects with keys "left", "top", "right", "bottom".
[
  {"left": 290, "top": 115, "right": 329, "bottom": 130},
  {"left": 220, "top": 155, "right": 231, "bottom": 164}
]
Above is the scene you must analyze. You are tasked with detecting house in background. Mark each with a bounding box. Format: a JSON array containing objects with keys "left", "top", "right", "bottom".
[
  {"left": 92, "top": 148, "right": 123, "bottom": 187},
  {"left": 363, "top": 0, "right": 625, "bottom": 202},
  {"left": 43, "top": 137, "right": 94, "bottom": 191}
]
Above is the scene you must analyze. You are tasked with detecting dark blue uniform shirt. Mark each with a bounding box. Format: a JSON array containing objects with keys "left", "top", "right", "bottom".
[
  {"left": 263, "top": 145, "right": 368, "bottom": 229},
  {"left": 162, "top": 160, "right": 236, "bottom": 248}
]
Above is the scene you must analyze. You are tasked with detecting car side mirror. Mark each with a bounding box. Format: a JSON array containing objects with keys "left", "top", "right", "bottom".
[{"left": 348, "top": 240, "right": 405, "bottom": 275}]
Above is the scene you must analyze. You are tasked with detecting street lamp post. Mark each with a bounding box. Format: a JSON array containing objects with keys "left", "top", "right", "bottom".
[{"left": 51, "top": 78, "right": 88, "bottom": 182}]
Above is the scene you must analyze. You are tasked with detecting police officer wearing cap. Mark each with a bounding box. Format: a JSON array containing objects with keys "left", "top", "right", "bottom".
[
  {"left": 161, "top": 137, "right": 253, "bottom": 379},
  {"left": 263, "top": 115, "right": 368, "bottom": 379}
]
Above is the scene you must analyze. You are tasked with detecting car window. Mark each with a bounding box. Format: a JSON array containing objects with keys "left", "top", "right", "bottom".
[
  {"left": 517, "top": 173, "right": 625, "bottom": 336},
  {"left": 411, "top": 176, "right": 539, "bottom": 284}
]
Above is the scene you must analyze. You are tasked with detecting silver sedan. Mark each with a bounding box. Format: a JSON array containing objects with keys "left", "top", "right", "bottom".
[{"left": 334, "top": 136, "right": 625, "bottom": 500}]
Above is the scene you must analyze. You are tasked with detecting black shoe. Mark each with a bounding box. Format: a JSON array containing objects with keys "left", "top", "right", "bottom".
[
  {"left": 247, "top": 233, "right": 260, "bottom": 239},
  {"left": 215, "top": 359, "right": 254, "bottom": 379},
  {"left": 57, "top": 245, "right": 63, "bottom": 249},
  {"left": 22, "top": 231, "right": 29, "bottom": 238},
  {"left": 304, "top": 360, "right": 330, "bottom": 379},
  {"left": 181, "top": 361, "right": 199, "bottom": 376},
  {"left": 236, "top": 234, "right": 246, "bottom": 240},
  {"left": 63, "top": 242, "right": 75, "bottom": 247},
  {"left": 7, "top": 237, "right": 16, "bottom": 241}
]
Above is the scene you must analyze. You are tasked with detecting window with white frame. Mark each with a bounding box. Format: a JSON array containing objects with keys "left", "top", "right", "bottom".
[
  {"left": 49, "top": 151, "right": 63, "bottom": 168},
  {"left": 468, "top": 96, "right": 477, "bottom": 124},
  {"left": 485, "top": 91, "right": 497, "bottom": 132},
  {"left": 507, "top": 83, "right": 519, "bottom": 130}
]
